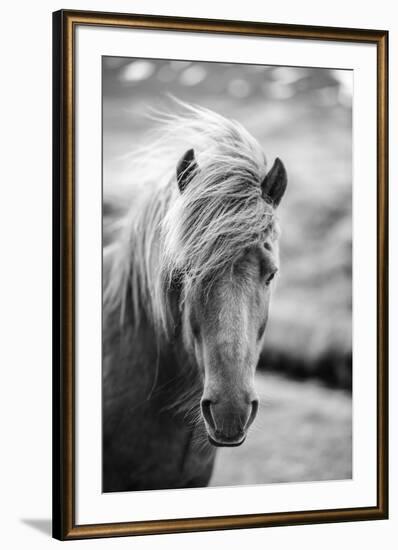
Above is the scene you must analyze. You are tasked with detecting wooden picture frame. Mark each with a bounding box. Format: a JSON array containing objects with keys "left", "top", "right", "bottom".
[{"left": 53, "top": 9, "right": 388, "bottom": 540}]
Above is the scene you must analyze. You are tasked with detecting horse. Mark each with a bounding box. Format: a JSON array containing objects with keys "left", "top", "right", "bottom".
[{"left": 103, "top": 101, "right": 287, "bottom": 492}]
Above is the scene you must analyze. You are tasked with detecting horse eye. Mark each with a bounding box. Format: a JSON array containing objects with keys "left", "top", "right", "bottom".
[
  {"left": 265, "top": 272, "right": 276, "bottom": 286},
  {"left": 263, "top": 242, "right": 272, "bottom": 252}
]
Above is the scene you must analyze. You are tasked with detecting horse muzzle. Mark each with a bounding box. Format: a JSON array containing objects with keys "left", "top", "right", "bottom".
[{"left": 201, "top": 396, "right": 258, "bottom": 447}]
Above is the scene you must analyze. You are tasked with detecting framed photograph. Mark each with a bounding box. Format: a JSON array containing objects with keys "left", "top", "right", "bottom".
[{"left": 53, "top": 9, "right": 388, "bottom": 540}]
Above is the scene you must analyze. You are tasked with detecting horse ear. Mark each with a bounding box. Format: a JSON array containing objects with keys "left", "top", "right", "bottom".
[
  {"left": 176, "top": 148, "right": 198, "bottom": 193},
  {"left": 261, "top": 158, "right": 287, "bottom": 207}
]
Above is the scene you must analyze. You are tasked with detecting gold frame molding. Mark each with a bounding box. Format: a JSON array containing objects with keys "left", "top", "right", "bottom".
[{"left": 52, "top": 9, "right": 389, "bottom": 540}]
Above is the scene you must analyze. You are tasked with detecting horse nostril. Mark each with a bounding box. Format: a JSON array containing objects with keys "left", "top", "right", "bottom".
[
  {"left": 245, "top": 399, "right": 259, "bottom": 430},
  {"left": 201, "top": 399, "right": 216, "bottom": 430}
]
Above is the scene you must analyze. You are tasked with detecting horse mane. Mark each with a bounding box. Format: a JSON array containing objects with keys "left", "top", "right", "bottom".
[{"left": 104, "top": 99, "right": 279, "bottom": 339}]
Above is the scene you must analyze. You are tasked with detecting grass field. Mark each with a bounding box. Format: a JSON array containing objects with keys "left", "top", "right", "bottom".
[{"left": 211, "top": 371, "right": 352, "bottom": 486}]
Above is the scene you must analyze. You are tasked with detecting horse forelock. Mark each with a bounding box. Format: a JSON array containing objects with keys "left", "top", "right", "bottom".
[{"left": 104, "top": 100, "right": 279, "bottom": 340}]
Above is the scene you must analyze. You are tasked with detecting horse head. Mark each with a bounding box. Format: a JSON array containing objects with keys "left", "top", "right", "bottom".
[{"left": 172, "top": 148, "right": 287, "bottom": 447}]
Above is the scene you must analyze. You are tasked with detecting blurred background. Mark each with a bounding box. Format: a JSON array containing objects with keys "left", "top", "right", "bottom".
[{"left": 103, "top": 58, "right": 352, "bottom": 485}]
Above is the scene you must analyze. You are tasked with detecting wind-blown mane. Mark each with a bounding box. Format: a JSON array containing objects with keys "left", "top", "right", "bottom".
[{"left": 104, "top": 100, "right": 278, "bottom": 338}]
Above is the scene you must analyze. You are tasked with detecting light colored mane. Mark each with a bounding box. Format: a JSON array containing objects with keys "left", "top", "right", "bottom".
[{"left": 104, "top": 100, "right": 278, "bottom": 337}]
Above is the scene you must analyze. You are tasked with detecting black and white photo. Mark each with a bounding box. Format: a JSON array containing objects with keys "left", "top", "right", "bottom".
[
  {"left": 52, "top": 11, "right": 388, "bottom": 539},
  {"left": 102, "top": 58, "right": 353, "bottom": 493}
]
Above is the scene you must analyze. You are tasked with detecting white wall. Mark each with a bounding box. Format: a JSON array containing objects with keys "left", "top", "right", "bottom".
[{"left": 0, "top": 1, "right": 395, "bottom": 548}]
